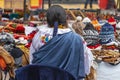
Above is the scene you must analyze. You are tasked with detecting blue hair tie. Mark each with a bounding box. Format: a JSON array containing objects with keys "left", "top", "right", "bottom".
[{"left": 53, "top": 21, "right": 58, "bottom": 37}]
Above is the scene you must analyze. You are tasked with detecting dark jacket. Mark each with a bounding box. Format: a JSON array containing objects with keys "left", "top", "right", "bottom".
[{"left": 15, "top": 65, "right": 76, "bottom": 80}]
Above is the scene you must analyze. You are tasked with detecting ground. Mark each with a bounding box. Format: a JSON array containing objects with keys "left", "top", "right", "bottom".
[
  {"left": 44, "top": 0, "right": 118, "bottom": 9},
  {"left": 44, "top": 3, "right": 99, "bottom": 9}
]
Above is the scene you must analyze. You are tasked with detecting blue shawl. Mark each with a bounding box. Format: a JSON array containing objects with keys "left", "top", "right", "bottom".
[{"left": 32, "top": 32, "right": 85, "bottom": 79}]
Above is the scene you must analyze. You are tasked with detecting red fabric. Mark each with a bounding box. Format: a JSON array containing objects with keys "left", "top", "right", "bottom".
[
  {"left": 108, "top": 17, "right": 116, "bottom": 32},
  {"left": 13, "top": 34, "right": 29, "bottom": 40},
  {"left": 25, "top": 30, "right": 37, "bottom": 48},
  {"left": 87, "top": 44, "right": 101, "bottom": 49},
  {"left": 25, "top": 42, "right": 31, "bottom": 48},
  {"left": 108, "top": 17, "right": 116, "bottom": 22},
  {"left": 99, "top": 0, "right": 108, "bottom": 9},
  {"left": 15, "top": 25, "right": 25, "bottom": 33},
  {"left": 0, "top": 56, "right": 6, "bottom": 70}
]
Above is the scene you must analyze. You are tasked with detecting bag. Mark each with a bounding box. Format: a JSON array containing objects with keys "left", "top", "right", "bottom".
[{"left": 83, "top": 23, "right": 99, "bottom": 46}]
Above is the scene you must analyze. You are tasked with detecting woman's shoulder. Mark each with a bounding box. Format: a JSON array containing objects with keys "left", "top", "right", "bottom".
[
  {"left": 37, "top": 24, "right": 50, "bottom": 30},
  {"left": 37, "top": 24, "right": 53, "bottom": 35},
  {"left": 37, "top": 24, "right": 71, "bottom": 34}
]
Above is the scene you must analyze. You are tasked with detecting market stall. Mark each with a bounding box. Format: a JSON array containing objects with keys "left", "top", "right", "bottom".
[{"left": 0, "top": 8, "right": 120, "bottom": 80}]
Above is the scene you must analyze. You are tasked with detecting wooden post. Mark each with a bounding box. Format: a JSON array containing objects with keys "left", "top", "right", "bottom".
[
  {"left": 23, "top": 0, "right": 26, "bottom": 21},
  {"left": 70, "top": 10, "right": 76, "bottom": 20},
  {"left": 10, "top": 0, "right": 12, "bottom": 9},
  {"left": 48, "top": 0, "right": 51, "bottom": 8},
  {"left": 117, "top": 0, "right": 120, "bottom": 9},
  {"left": 79, "top": 10, "right": 85, "bottom": 18},
  {"left": 42, "top": 0, "right": 44, "bottom": 10},
  {"left": 67, "top": 9, "right": 76, "bottom": 20}
]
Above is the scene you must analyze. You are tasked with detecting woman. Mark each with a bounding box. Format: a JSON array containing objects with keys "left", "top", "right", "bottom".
[
  {"left": 106, "top": 0, "right": 116, "bottom": 9},
  {"left": 30, "top": 5, "right": 93, "bottom": 80}
]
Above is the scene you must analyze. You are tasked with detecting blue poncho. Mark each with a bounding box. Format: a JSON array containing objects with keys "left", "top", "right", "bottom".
[{"left": 32, "top": 32, "right": 85, "bottom": 79}]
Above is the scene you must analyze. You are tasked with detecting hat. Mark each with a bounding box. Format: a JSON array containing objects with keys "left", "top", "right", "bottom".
[
  {"left": 99, "top": 23, "right": 115, "bottom": 44},
  {"left": 76, "top": 16, "right": 82, "bottom": 21},
  {"left": 108, "top": 17, "right": 116, "bottom": 31},
  {"left": 15, "top": 24, "right": 25, "bottom": 33},
  {"left": 99, "top": 20, "right": 108, "bottom": 26},
  {"left": 82, "top": 17, "right": 91, "bottom": 23},
  {"left": 83, "top": 23, "right": 99, "bottom": 46}
]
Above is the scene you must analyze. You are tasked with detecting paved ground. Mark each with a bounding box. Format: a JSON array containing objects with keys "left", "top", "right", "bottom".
[{"left": 44, "top": 3, "right": 99, "bottom": 9}]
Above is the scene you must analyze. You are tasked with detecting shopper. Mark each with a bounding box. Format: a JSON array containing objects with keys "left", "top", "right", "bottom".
[
  {"left": 30, "top": 5, "right": 93, "bottom": 80},
  {"left": 84, "top": 0, "right": 93, "bottom": 9},
  {"left": 107, "top": 0, "right": 116, "bottom": 9}
]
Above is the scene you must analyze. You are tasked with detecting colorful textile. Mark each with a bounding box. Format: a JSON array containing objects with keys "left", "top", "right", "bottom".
[
  {"left": 108, "top": 17, "right": 116, "bottom": 31},
  {"left": 0, "top": 32, "right": 14, "bottom": 44},
  {"left": 91, "top": 19, "right": 101, "bottom": 32},
  {"left": 0, "top": 32, "right": 15, "bottom": 52},
  {"left": 99, "top": 23, "right": 115, "bottom": 44},
  {"left": 83, "top": 23, "right": 99, "bottom": 46}
]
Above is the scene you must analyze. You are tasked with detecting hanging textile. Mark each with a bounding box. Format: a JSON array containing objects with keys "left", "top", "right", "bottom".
[
  {"left": 98, "top": 0, "right": 108, "bottom": 9},
  {"left": 30, "top": 0, "right": 43, "bottom": 9}
]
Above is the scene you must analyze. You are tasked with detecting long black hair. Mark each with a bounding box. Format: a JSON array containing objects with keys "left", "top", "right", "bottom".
[{"left": 46, "top": 5, "right": 67, "bottom": 27}]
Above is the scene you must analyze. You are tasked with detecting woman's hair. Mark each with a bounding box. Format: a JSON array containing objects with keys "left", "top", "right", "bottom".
[{"left": 46, "top": 5, "right": 67, "bottom": 27}]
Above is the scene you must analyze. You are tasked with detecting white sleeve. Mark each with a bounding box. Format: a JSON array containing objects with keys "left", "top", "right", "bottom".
[
  {"left": 29, "top": 31, "right": 41, "bottom": 64},
  {"left": 84, "top": 41, "right": 94, "bottom": 75},
  {"left": 29, "top": 43, "right": 35, "bottom": 64}
]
